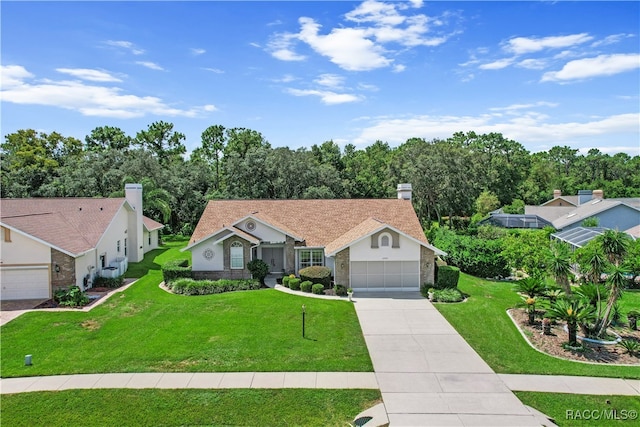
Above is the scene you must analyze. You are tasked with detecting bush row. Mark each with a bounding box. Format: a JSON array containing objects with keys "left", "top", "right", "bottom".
[
  {"left": 299, "top": 266, "right": 332, "bottom": 288},
  {"left": 281, "top": 276, "right": 326, "bottom": 295},
  {"left": 162, "top": 259, "right": 192, "bottom": 283},
  {"left": 93, "top": 276, "right": 124, "bottom": 288},
  {"left": 168, "top": 278, "right": 261, "bottom": 295}
]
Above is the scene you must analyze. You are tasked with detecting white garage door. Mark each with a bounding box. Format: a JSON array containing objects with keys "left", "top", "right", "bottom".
[
  {"left": 350, "top": 261, "right": 419, "bottom": 291},
  {"left": 1, "top": 267, "right": 50, "bottom": 300}
]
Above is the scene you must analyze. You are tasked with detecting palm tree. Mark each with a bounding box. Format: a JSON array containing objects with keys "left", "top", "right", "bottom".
[
  {"left": 547, "top": 298, "right": 596, "bottom": 346},
  {"left": 514, "top": 277, "right": 546, "bottom": 298},
  {"left": 548, "top": 241, "right": 573, "bottom": 295},
  {"left": 596, "top": 265, "right": 630, "bottom": 337},
  {"left": 599, "top": 230, "right": 629, "bottom": 266}
]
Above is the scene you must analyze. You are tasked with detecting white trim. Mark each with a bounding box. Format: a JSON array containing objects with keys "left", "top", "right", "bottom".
[
  {"left": 232, "top": 215, "right": 303, "bottom": 241},
  {"left": 182, "top": 226, "right": 260, "bottom": 252}
]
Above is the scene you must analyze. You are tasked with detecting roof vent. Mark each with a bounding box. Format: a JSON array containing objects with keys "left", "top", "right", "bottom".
[{"left": 78, "top": 207, "right": 82, "bottom": 211}]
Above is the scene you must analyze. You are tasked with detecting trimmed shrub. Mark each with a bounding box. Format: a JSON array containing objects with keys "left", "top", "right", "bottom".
[
  {"left": 247, "top": 259, "right": 270, "bottom": 284},
  {"left": 162, "top": 259, "right": 191, "bottom": 283},
  {"left": 93, "top": 276, "right": 124, "bottom": 289},
  {"left": 299, "top": 266, "right": 332, "bottom": 288},
  {"left": 312, "top": 283, "right": 324, "bottom": 295},
  {"left": 300, "top": 281, "right": 313, "bottom": 293},
  {"left": 334, "top": 284, "right": 347, "bottom": 296},
  {"left": 420, "top": 283, "right": 434, "bottom": 298},
  {"left": 168, "top": 278, "right": 260, "bottom": 295},
  {"left": 431, "top": 288, "right": 464, "bottom": 303},
  {"left": 282, "top": 276, "right": 291, "bottom": 287},
  {"left": 435, "top": 265, "right": 460, "bottom": 290},
  {"left": 289, "top": 278, "right": 301, "bottom": 291}
]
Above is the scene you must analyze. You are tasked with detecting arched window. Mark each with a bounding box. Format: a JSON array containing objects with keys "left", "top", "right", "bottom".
[
  {"left": 379, "top": 233, "right": 391, "bottom": 248},
  {"left": 230, "top": 241, "right": 244, "bottom": 269}
]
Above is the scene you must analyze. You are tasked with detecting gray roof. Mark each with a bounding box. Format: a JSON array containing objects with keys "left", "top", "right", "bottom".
[
  {"left": 551, "top": 199, "right": 638, "bottom": 230},
  {"left": 552, "top": 227, "right": 607, "bottom": 248},
  {"left": 524, "top": 205, "right": 575, "bottom": 221}
]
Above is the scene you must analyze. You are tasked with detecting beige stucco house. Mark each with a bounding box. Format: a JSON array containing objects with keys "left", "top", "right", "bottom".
[{"left": 185, "top": 184, "right": 444, "bottom": 292}]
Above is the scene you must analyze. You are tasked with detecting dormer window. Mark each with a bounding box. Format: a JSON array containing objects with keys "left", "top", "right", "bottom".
[{"left": 379, "top": 232, "right": 392, "bottom": 248}]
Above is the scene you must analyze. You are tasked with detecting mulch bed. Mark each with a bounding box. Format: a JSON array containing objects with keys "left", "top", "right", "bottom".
[{"left": 509, "top": 308, "right": 640, "bottom": 365}]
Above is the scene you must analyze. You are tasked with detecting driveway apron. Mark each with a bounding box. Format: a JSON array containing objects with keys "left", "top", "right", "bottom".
[{"left": 353, "top": 292, "right": 554, "bottom": 426}]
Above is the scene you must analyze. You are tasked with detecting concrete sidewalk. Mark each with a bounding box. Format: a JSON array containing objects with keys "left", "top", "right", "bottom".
[
  {"left": 353, "top": 292, "right": 556, "bottom": 426},
  {"left": 499, "top": 374, "right": 640, "bottom": 396},
  {"left": 0, "top": 371, "right": 379, "bottom": 394}
]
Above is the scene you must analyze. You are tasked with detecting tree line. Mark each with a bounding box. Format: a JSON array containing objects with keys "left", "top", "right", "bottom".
[{"left": 2, "top": 122, "right": 639, "bottom": 234}]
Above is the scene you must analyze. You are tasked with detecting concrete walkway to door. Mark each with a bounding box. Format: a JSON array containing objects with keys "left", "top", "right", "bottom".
[{"left": 353, "top": 292, "right": 555, "bottom": 426}]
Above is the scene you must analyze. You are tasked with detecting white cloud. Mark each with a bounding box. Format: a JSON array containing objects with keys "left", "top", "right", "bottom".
[
  {"left": 351, "top": 111, "right": 639, "bottom": 151},
  {"left": 392, "top": 64, "right": 406, "bottom": 73},
  {"left": 271, "top": 74, "right": 297, "bottom": 83},
  {"left": 267, "top": 1, "right": 454, "bottom": 72},
  {"left": 591, "top": 33, "right": 634, "bottom": 47},
  {"left": 314, "top": 73, "right": 345, "bottom": 89},
  {"left": 517, "top": 58, "right": 547, "bottom": 70},
  {"left": 479, "top": 58, "right": 515, "bottom": 70},
  {"left": 504, "top": 33, "right": 593, "bottom": 54},
  {"left": 104, "top": 40, "right": 145, "bottom": 55},
  {"left": 204, "top": 67, "right": 224, "bottom": 74},
  {"left": 190, "top": 48, "right": 206, "bottom": 55},
  {"left": 0, "top": 65, "right": 215, "bottom": 119},
  {"left": 541, "top": 53, "right": 640, "bottom": 82},
  {"left": 56, "top": 68, "right": 122, "bottom": 82},
  {"left": 135, "top": 61, "right": 165, "bottom": 71},
  {"left": 490, "top": 102, "right": 558, "bottom": 112},
  {"left": 286, "top": 88, "right": 361, "bottom": 105}
]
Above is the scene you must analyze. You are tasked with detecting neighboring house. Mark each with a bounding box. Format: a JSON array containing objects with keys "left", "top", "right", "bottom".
[
  {"left": 185, "top": 184, "right": 445, "bottom": 292},
  {"left": 525, "top": 189, "right": 640, "bottom": 232},
  {"left": 0, "top": 184, "right": 164, "bottom": 301}
]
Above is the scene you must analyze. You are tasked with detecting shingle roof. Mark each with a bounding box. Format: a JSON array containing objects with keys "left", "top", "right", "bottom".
[
  {"left": 551, "top": 199, "right": 636, "bottom": 230},
  {"left": 143, "top": 216, "right": 164, "bottom": 232},
  {"left": 190, "top": 199, "right": 430, "bottom": 249},
  {"left": 1, "top": 198, "right": 128, "bottom": 256},
  {"left": 324, "top": 217, "right": 386, "bottom": 255}
]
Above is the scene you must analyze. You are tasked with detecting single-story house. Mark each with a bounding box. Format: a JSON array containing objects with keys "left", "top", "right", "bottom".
[
  {"left": 525, "top": 189, "right": 640, "bottom": 232},
  {"left": 0, "top": 184, "right": 164, "bottom": 301},
  {"left": 184, "top": 184, "right": 445, "bottom": 292}
]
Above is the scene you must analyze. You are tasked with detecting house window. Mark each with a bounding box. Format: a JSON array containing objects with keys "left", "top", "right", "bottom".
[
  {"left": 300, "top": 249, "right": 323, "bottom": 269},
  {"left": 117, "top": 240, "right": 121, "bottom": 252},
  {"left": 124, "top": 238, "right": 127, "bottom": 256},
  {"left": 380, "top": 234, "right": 390, "bottom": 247},
  {"left": 230, "top": 241, "right": 244, "bottom": 269},
  {"left": 148, "top": 234, "right": 152, "bottom": 245}
]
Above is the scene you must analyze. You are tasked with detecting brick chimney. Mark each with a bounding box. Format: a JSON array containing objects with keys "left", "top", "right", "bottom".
[
  {"left": 553, "top": 189, "right": 562, "bottom": 199},
  {"left": 397, "top": 183, "right": 412, "bottom": 200},
  {"left": 593, "top": 189, "right": 604, "bottom": 200}
]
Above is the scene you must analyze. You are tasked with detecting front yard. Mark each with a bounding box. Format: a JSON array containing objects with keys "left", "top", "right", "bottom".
[
  {"left": 0, "top": 239, "right": 372, "bottom": 378},
  {"left": 433, "top": 274, "right": 640, "bottom": 379}
]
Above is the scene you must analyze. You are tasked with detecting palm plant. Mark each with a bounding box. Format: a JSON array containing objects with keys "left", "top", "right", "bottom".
[
  {"left": 542, "top": 285, "right": 565, "bottom": 304},
  {"left": 546, "top": 298, "right": 596, "bottom": 346},
  {"left": 548, "top": 241, "right": 573, "bottom": 295},
  {"left": 514, "top": 277, "right": 546, "bottom": 298},
  {"left": 596, "top": 265, "right": 630, "bottom": 337}
]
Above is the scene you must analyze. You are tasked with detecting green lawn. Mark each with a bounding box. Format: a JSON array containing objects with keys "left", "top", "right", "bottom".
[
  {"left": 433, "top": 274, "right": 640, "bottom": 379},
  {"left": 0, "top": 240, "right": 372, "bottom": 378},
  {"left": 0, "top": 389, "right": 381, "bottom": 427},
  {"left": 515, "top": 392, "right": 640, "bottom": 427}
]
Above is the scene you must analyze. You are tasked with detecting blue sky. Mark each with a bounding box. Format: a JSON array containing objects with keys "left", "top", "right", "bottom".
[{"left": 2, "top": 1, "right": 639, "bottom": 156}]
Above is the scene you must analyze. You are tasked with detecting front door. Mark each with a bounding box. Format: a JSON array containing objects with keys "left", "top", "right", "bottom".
[{"left": 261, "top": 247, "right": 284, "bottom": 273}]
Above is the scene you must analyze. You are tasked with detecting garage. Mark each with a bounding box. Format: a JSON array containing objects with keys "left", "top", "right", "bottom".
[
  {"left": 350, "top": 261, "right": 420, "bottom": 291},
  {"left": 1, "top": 266, "right": 50, "bottom": 300}
]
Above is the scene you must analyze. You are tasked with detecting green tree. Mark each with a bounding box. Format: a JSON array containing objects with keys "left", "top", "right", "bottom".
[
  {"left": 547, "top": 298, "right": 596, "bottom": 346},
  {"left": 475, "top": 190, "right": 500, "bottom": 216},
  {"left": 548, "top": 241, "right": 573, "bottom": 295},
  {"left": 192, "top": 125, "right": 226, "bottom": 190},
  {"left": 85, "top": 126, "right": 133, "bottom": 151},
  {"left": 135, "top": 121, "right": 186, "bottom": 164}
]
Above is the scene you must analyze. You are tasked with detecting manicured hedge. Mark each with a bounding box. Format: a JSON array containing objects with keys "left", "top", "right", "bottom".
[
  {"left": 289, "top": 278, "right": 301, "bottom": 291},
  {"left": 435, "top": 265, "right": 460, "bottom": 290},
  {"left": 93, "top": 276, "right": 124, "bottom": 288},
  {"left": 168, "top": 278, "right": 260, "bottom": 295},
  {"left": 334, "top": 284, "right": 347, "bottom": 296},
  {"left": 282, "top": 276, "right": 291, "bottom": 287},
  {"left": 300, "top": 281, "right": 313, "bottom": 293},
  {"left": 299, "top": 266, "right": 332, "bottom": 288},
  {"left": 312, "top": 283, "right": 324, "bottom": 295},
  {"left": 162, "top": 259, "right": 192, "bottom": 283}
]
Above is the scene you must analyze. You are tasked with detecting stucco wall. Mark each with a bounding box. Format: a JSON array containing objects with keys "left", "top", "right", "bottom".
[
  {"left": 75, "top": 251, "right": 97, "bottom": 289},
  {"left": 350, "top": 232, "right": 420, "bottom": 262},
  {"left": 143, "top": 229, "right": 160, "bottom": 253},
  {"left": 236, "top": 218, "right": 285, "bottom": 243},
  {"left": 97, "top": 207, "right": 130, "bottom": 272},
  {"left": 0, "top": 228, "right": 51, "bottom": 265},
  {"left": 191, "top": 241, "right": 224, "bottom": 271}
]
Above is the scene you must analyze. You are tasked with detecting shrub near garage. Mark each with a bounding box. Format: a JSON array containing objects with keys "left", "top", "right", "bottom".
[
  {"left": 300, "top": 281, "right": 313, "bottom": 293},
  {"left": 312, "top": 284, "right": 324, "bottom": 295}
]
